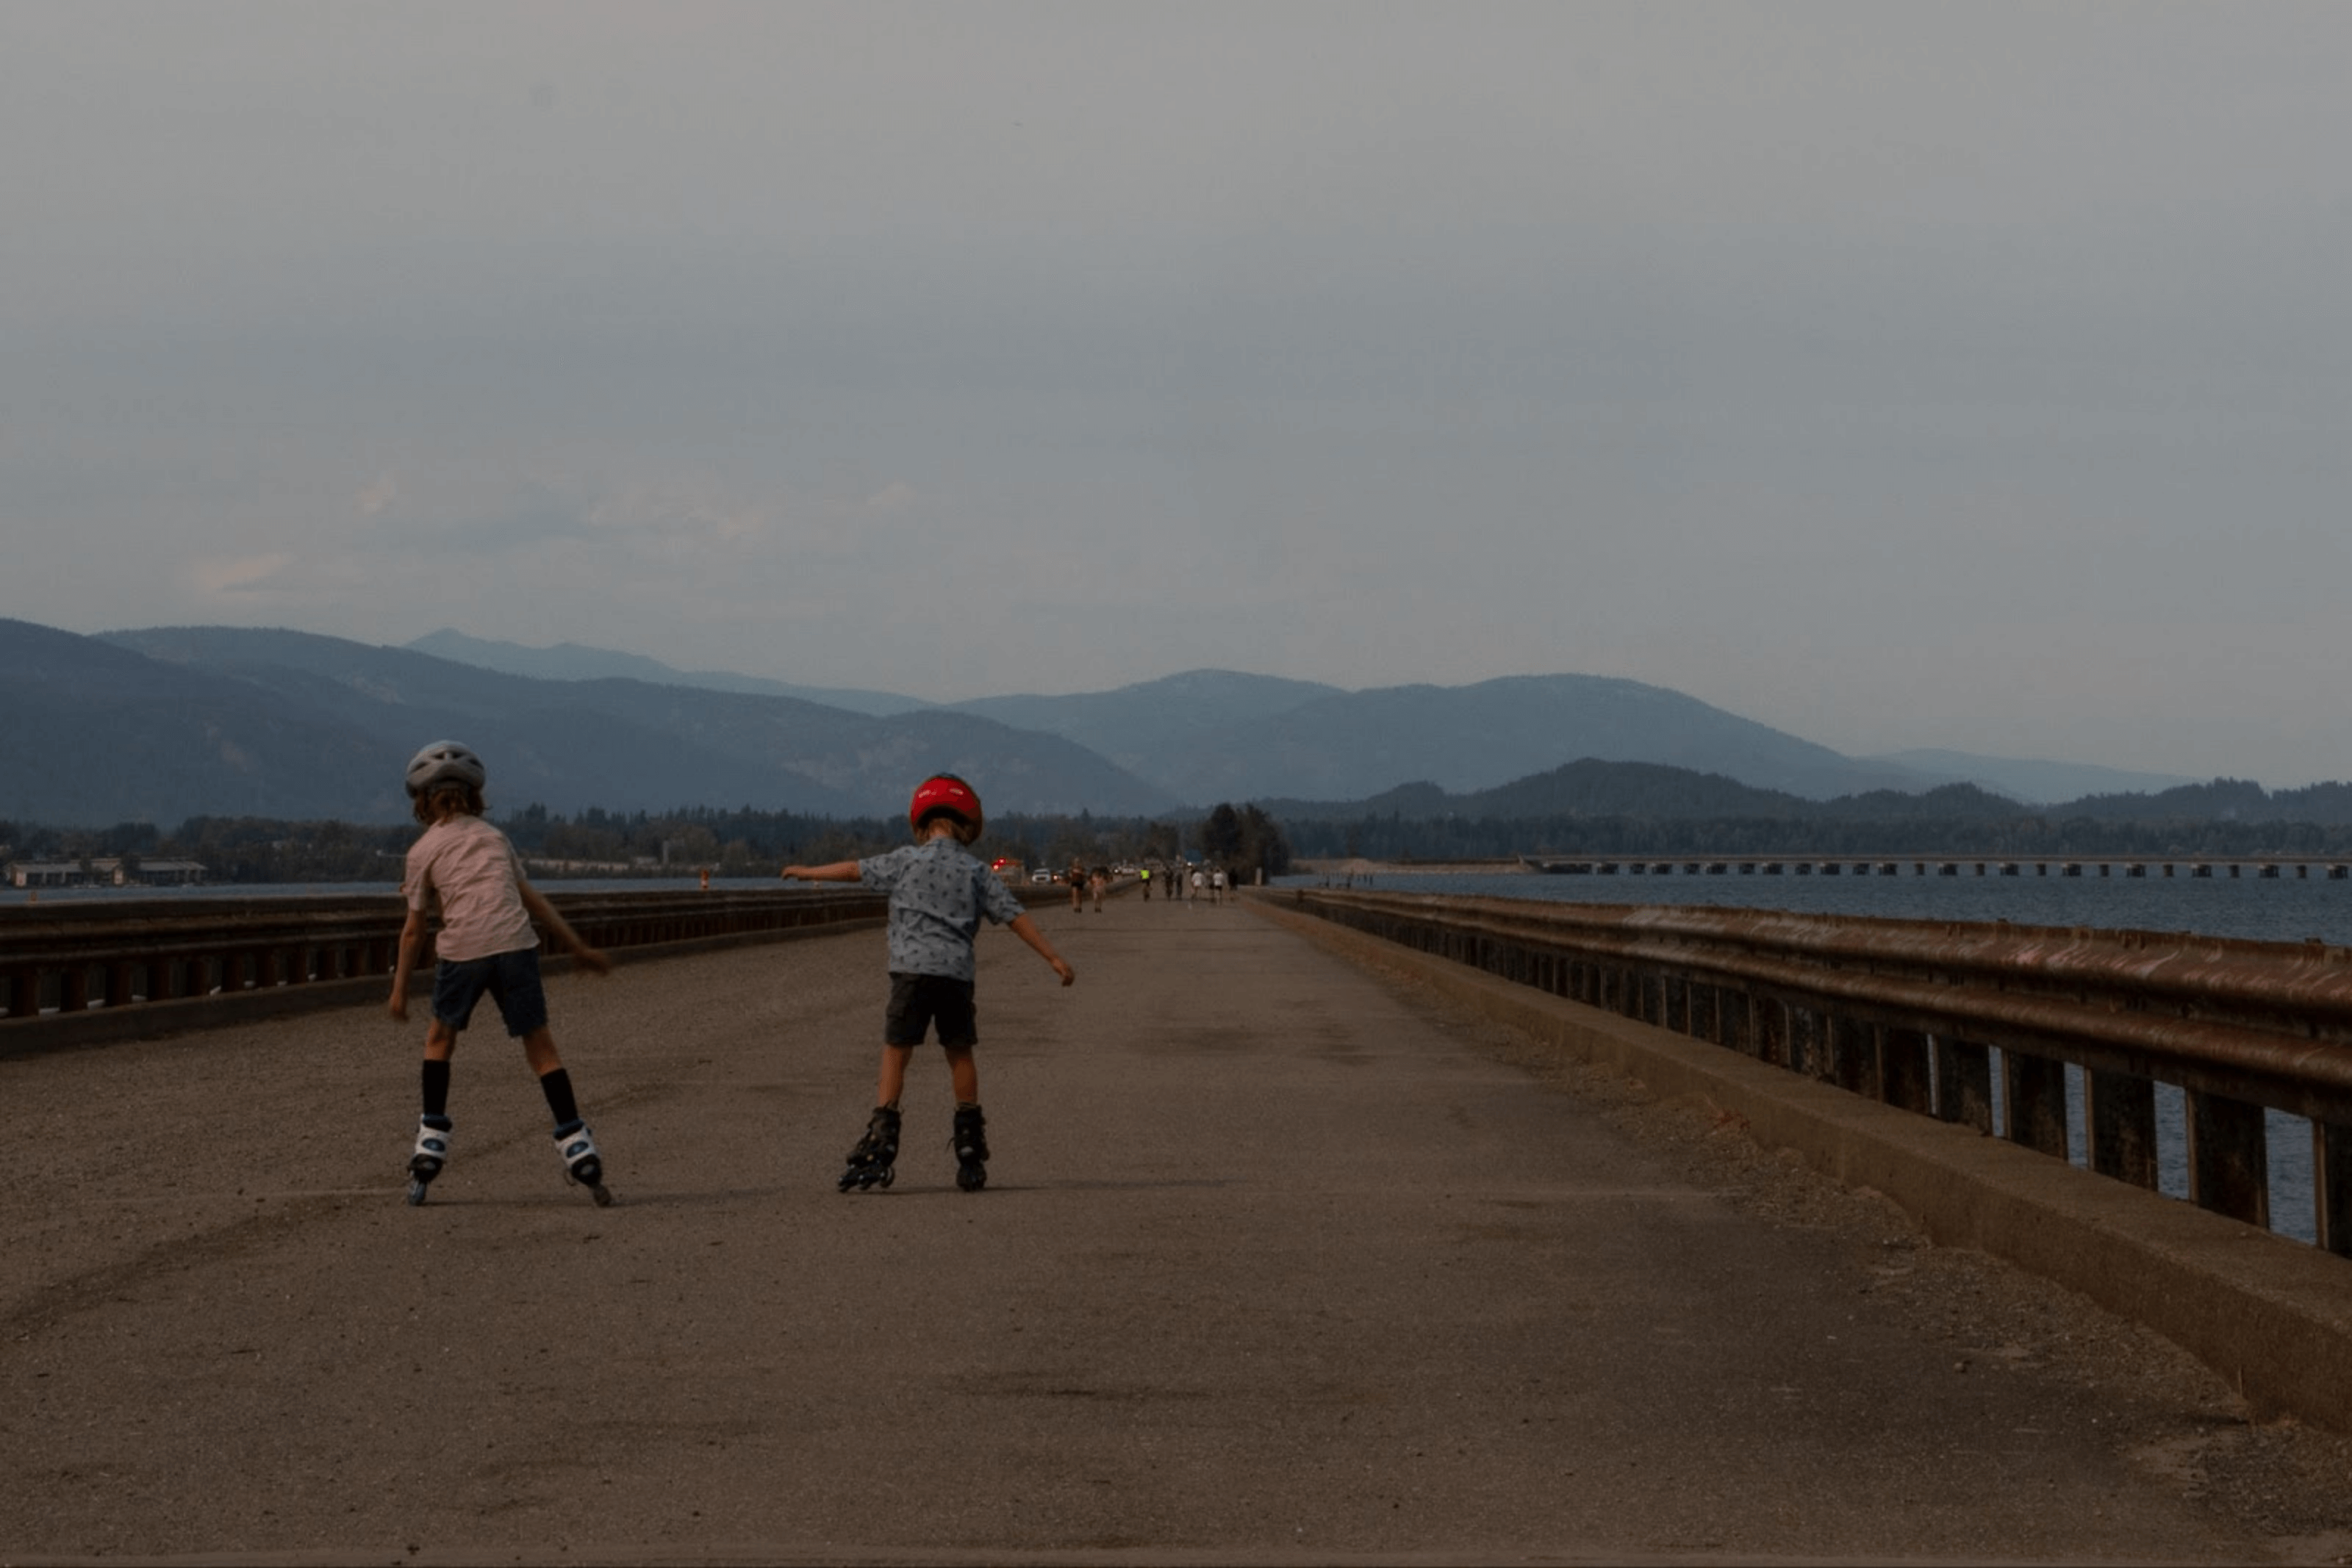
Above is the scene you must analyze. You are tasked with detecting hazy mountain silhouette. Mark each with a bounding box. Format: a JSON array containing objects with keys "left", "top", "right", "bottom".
[
  {"left": 1863, "top": 748, "right": 2198, "bottom": 805},
  {"left": 946, "top": 670, "right": 1346, "bottom": 781},
  {"left": 1152, "top": 675, "right": 1937, "bottom": 803},
  {"left": 52, "top": 625, "right": 1173, "bottom": 823},
  {"left": 12, "top": 617, "right": 2306, "bottom": 829},
  {"left": 387, "top": 639, "right": 2078, "bottom": 805},
  {"left": 1270, "top": 759, "right": 2140, "bottom": 827},
  {"left": 406, "top": 629, "right": 931, "bottom": 716},
  {"left": 1, "top": 618, "right": 395, "bottom": 823}
]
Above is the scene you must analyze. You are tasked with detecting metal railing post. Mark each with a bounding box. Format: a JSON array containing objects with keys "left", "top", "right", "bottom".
[
  {"left": 1935, "top": 1037, "right": 1994, "bottom": 1132},
  {"left": 2086, "top": 1070, "right": 2159, "bottom": 1190},
  {"left": 2004, "top": 1051, "right": 2070, "bottom": 1158},
  {"left": 1882, "top": 1027, "right": 1932, "bottom": 1115},
  {"left": 2187, "top": 1090, "right": 2270, "bottom": 1228},
  {"left": 2317, "top": 1122, "right": 2352, "bottom": 1257}
]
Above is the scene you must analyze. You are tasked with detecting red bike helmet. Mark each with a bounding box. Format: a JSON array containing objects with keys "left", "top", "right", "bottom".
[{"left": 908, "top": 774, "right": 983, "bottom": 836}]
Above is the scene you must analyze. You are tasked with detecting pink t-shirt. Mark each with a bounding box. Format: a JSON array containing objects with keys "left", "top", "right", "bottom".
[{"left": 403, "top": 815, "right": 538, "bottom": 963}]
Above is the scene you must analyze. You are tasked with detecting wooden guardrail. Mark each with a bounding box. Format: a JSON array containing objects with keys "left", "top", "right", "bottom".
[
  {"left": 1277, "top": 888, "right": 2352, "bottom": 1256},
  {"left": 0, "top": 888, "right": 888, "bottom": 1049}
]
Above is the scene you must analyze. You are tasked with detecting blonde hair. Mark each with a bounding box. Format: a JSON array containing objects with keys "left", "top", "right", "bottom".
[
  {"left": 412, "top": 783, "right": 485, "bottom": 827},
  {"left": 917, "top": 812, "right": 980, "bottom": 846}
]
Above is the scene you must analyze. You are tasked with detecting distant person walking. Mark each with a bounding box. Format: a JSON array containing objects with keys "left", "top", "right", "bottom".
[
  {"left": 1089, "top": 865, "right": 1108, "bottom": 913},
  {"left": 388, "top": 741, "right": 615, "bottom": 1208},
  {"left": 1069, "top": 863, "right": 1087, "bottom": 913}
]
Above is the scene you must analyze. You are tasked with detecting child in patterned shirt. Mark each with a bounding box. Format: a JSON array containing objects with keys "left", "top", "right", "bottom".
[{"left": 782, "top": 773, "right": 1073, "bottom": 1193}]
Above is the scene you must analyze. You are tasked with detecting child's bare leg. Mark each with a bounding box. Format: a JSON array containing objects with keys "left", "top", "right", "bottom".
[
  {"left": 422, "top": 1019, "right": 459, "bottom": 1061},
  {"left": 944, "top": 1046, "right": 979, "bottom": 1104},
  {"left": 520, "top": 1024, "right": 563, "bottom": 1077},
  {"left": 875, "top": 1043, "right": 917, "bottom": 1107}
]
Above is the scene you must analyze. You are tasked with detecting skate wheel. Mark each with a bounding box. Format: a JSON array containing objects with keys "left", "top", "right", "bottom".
[
  {"left": 406, "top": 1179, "right": 430, "bottom": 1206},
  {"left": 958, "top": 1164, "right": 987, "bottom": 1193},
  {"left": 878, "top": 1168, "right": 894, "bottom": 1190},
  {"left": 589, "top": 1182, "right": 615, "bottom": 1208}
]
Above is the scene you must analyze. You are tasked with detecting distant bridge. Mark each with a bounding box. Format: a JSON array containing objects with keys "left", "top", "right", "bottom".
[{"left": 1523, "top": 853, "right": 2352, "bottom": 880}]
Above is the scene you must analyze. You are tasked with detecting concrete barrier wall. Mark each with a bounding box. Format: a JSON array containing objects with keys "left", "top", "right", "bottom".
[
  {"left": 1251, "top": 894, "right": 2352, "bottom": 1434},
  {"left": 0, "top": 889, "right": 885, "bottom": 1058}
]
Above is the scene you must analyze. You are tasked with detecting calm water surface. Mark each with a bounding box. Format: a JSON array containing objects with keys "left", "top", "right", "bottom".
[{"left": 1278, "top": 866, "right": 2352, "bottom": 946}]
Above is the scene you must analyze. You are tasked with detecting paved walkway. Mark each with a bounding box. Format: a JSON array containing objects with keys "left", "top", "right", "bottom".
[{"left": 3, "top": 893, "right": 2346, "bottom": 1564}]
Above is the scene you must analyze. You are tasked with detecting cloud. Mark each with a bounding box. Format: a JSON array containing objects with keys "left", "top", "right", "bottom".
[
  {"left": 189, "top": 553, "right": 297, "bottom": 597},
  {"left": 356, "top": 473, "right": 398, "bottom": 517}
]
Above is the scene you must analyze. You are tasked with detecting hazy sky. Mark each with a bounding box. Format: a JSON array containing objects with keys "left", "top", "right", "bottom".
[{"left": 4, "top": 2, "right": 2348, "bottom": 784}]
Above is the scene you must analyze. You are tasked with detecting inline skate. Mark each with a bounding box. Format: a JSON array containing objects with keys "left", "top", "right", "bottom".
[
  {"left": 839, "top": 1105, "right": 901, "bottom": 1192},
  {"left": 553, "top": 1119, "right": 614, "bottom": 1206},
  {"left": 951, "top": 1103, "right": 989, "bottom": 1192},
  {"left": 406, "top": 1114, "right": 454, "bottom": 1206}
]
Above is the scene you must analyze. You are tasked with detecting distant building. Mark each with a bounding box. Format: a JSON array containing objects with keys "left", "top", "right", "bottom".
[
  {"left": 9, "top": 861, "right": 90, "bottom": 888},
  {"left": 124, "top": 860, "right": 209, "bottom": 886},
  {"left": 6, "top": 859, "right": 208, "bottom": 888}
]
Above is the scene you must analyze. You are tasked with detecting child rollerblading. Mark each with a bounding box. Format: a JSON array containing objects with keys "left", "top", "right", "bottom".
[
  {"left": 784, "top": 774, "right": 1073, "bottom": 1193},
  {"left": 389, "top": 740, "right": 616, "bottom": 1206}
]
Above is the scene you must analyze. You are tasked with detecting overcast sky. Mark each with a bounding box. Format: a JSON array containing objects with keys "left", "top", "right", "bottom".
[{"left": 4, "top": 2, "right": 2347, "bottom": 785}]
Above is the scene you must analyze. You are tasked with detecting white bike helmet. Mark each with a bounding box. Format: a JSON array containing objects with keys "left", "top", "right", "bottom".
[{"left": 404, "top": 740, "right": 487, "bottom": 797}]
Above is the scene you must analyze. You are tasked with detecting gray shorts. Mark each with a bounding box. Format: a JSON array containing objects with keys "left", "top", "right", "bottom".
[
  {"left": 884, "top": 972, "right": 977, "bottom": 1048},
  {"left": 432, "top": 947, "right": 549, "bottom": 1038}
]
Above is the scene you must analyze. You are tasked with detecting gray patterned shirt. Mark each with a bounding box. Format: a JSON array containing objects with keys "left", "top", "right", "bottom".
[{"left": 859, "top": 838, "right": 1025, "bottom": 980}]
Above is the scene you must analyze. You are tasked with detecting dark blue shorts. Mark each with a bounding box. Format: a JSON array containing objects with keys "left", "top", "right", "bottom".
[
  {"left": 432, "top": 947, "right": 549, "bottom": 1038},
  {"left": 884, "top": 972, "right": 978, "bottom": 1048}
]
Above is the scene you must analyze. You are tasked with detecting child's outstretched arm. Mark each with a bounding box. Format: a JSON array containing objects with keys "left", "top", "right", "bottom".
[
  {"left": 1007, "top": 913, "right": 1075, "bottom": 986},
  {"left": 780, "top": 860, "right": 863, "bottom": 883},
  {"left": 519, "top": 881, "right": 614, "bottom": 976},
  {"left": 388, "top": 905, "right": 428, "bottom": 1021}
]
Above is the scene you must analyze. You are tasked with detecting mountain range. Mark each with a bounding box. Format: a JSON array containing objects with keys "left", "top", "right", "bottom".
[
  {"left": 0, "top": 616, "right": 2229, "bottom": 827},
  {"left": 0, "top": 620, "right": 1169, "bottom": 824},
  {"left": 402, "top": 631, "right": 2201, "bottom": 807}
]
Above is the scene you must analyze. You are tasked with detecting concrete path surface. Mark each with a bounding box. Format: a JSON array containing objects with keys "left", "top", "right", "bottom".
[{"left": 5, "top": 893, "right": 2351, "bottom": 1565}]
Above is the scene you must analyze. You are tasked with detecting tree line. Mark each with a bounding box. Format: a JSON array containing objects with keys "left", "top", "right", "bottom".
[
  {"left": 1280, "top": 810, "right": 2352, "bottom": 861},
  {"left": 0, "top": 802, "right": 1294, "bottom": 885}
]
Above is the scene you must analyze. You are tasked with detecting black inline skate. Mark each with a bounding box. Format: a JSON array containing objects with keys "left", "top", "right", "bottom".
[
  {"left": 406, "top": 1114, "right": 454, "bottom": 1206},
  {"left": 839, "top": 1105, "right": 901, "bottom": 1192},
  {"left": 950, "top": 1103, "right": 989, "bottom": 1192},
  {"left": 553, "top": 1118, "right": 614, "bottom": 1207}
]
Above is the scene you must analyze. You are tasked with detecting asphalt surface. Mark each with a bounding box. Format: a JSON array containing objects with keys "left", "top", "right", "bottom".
[{"left": 4, "top": 890, "right": 2350, "bottom": 1565}]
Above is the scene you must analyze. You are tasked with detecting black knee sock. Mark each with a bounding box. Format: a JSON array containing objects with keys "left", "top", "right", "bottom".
[
  {"left": 421, "top": 1059, "right": 451, "bottom": 1119},
  {"left": 539, "top": 1068, "right": 581, "bottom": 1128}
]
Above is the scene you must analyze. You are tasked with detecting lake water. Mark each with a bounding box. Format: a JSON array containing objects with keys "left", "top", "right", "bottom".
[
  {"left": 1277, "top": 866, "right": 2345, "bottom": 1246},
  {"left": 1278, "top": 864, "right": 2352, "bottom": 946}
]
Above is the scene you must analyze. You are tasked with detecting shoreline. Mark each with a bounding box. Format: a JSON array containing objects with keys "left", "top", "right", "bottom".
[{"left": 1289, "top": 857, "right": 1529, "bottom": 876}]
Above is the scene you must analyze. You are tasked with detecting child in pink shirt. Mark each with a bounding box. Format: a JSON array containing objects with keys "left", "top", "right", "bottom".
[{"left": 388, "top": 741, "right": 614, "bottom": 1206}]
